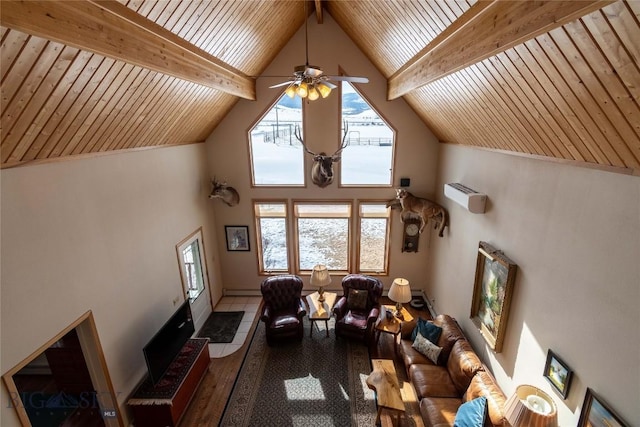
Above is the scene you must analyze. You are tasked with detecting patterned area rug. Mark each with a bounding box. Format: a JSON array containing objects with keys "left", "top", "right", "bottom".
[
  {"left": 220, "top": 319, "right": 377, "bottom": 426},
  {"left": 197, "top": 311, "right": 244, "bottom": 343}
]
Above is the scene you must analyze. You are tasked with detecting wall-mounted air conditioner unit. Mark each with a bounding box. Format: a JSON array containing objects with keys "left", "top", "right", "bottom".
[{"left": 444, "top": 183, "right": 487, "bottom": 214}]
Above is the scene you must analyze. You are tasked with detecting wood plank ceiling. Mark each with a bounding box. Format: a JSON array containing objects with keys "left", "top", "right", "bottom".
[{"left": 1, "top": 0, "right": 639, "bottom": 175}]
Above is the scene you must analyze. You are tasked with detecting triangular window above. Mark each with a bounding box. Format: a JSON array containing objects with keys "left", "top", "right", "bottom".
[
  {"left": 249, "top": 94, "right": 304, "bottom": 186},
  {"left": 340, "top": 82, "right": 395, "bottom": 186}
]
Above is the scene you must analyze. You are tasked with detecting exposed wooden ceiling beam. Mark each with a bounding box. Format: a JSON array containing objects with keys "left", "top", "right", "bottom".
[
  {"left": 315, "top": 0, "right": 324, "bottom": 24},
  {"left": 388, "top": 0, "right": 613, "bottom": 100},
  {"left": 0, "top": 0, "right": 256, "bottom": 100}
]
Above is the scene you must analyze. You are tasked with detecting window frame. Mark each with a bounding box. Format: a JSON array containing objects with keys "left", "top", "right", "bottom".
[
  {"left": 339, "top": 80, "right": 397, "bottom": 188},
  {"left": 248, "top": 93, "right": 306, "bottom": 188},
  {"left": 253, "top": 199, "right": 291, "bottom": 274},
  {"left": 356, "top": 200, "right": 392, "bottom": 275},
  {"left": 292, "top": 200, "right": 354, "bottom": 275}
]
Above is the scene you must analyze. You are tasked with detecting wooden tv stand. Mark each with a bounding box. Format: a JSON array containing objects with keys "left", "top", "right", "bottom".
[{"left": 127, "top": 338, "right": 209, "bottom": 427}]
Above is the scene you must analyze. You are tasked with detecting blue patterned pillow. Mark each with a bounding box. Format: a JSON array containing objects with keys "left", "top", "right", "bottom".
[
  {"left": 411, "top": 317, "right": 442, "bottom": 344},
  {"left": 453, "top": 396, "right": 488, "bottom": 427}
]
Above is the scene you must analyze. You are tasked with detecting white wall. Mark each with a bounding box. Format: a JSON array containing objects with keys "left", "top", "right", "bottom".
[
  {"left": 428, "top": 144, "right": 640, "bottom": 426},
  {"left": 0, "top": 145, "right": 221, "bottom": 426},
  {"left": 206, "top": 14, "right": 440, "bottom": 293}
]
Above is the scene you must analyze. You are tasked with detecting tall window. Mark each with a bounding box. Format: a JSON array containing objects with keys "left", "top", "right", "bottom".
[
  {"left": 341, "top": 82, "right": 395, "bottom": 186},
  {"left": 249, "top": 95, "right": 304, "bottom": 185},
  {"left": 294, "top": 202, "right": 352, "bottom": 272},
  {"left": 358, "top": 202, "right": 391, "bottom": 273},
  {"left": 254, "top": 201, "right": 289, "bottom": 273}
]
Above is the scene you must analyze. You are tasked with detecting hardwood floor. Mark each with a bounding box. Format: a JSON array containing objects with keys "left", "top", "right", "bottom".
[{"left": 179, "top": 296, "right": 431, "bottom": 427}]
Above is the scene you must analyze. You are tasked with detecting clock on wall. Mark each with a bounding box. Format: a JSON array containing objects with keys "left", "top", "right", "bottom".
[{"left": 402, "top": 218, "right": 421, "bottom": 252}]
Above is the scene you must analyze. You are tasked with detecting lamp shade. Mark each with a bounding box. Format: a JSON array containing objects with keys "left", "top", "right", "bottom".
[
  {"left": 505, "top": 385, "right": 557, "bottom": 427},
  {"left": 388, "top": 278, "right": 411, "bottom": 304},
  {"left": 310, "top": 264, "right": 331, "bottom": 287}
]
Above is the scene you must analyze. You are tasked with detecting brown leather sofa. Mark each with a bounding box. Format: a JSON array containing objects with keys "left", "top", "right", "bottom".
[{"left": 399, "top": 314, "right": 507, "bottom": 427}]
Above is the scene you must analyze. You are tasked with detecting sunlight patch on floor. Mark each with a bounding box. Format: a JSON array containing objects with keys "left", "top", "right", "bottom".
[
  {"left": 285, "top": 375, "right": 326, "bottom": 400},
  {"left": 291, "top": 414, "right": 336, "bottom": 426}
]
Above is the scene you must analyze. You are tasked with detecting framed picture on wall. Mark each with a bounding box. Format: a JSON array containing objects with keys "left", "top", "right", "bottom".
[
  {"left": 225, "top": 226, "right": 250, "bottom": 251},
  {"left": 543, "top": 349, "right": 573, "bottom": 399},
  {"left": 578, "top": 388, "right": 628, "bottom": 427},
  {"left": 470, "top": 241, "right": 518, "bottom": 353}
]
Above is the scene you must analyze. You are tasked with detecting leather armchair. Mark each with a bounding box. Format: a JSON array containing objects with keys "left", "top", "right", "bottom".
[
  {"left": 333, "top": 274, "right": 383, "bottom": 343},
  {"left": 260, "top": 275, "right": 307, "bottom": 345}
]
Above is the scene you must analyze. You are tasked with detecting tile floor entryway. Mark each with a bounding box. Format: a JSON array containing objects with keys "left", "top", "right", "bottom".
[{"left": 208, "top": 296, "right": 261, "bottom": 358}]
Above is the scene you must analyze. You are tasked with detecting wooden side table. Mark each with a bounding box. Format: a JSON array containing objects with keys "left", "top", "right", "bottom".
[
  {"left": 306, "top": 291, "right": 337, "bottom": 337},
  {"left": 375, "top": 305, "right": 414, "bottom": 355},
  {"left": 366, "top": 359, "right": 405, "bottom": 426}
]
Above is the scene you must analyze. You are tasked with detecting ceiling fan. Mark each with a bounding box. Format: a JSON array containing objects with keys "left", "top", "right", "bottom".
[{"left": 267, "top": 2, "right": 369, "bottom": 100}]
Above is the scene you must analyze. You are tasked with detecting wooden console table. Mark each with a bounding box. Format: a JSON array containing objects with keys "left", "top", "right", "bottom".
[
  {"left": 366, "top": 359, "right": 405, "bottom": 426},
  {"left": 127, "top": 338, "right": 209, "bottom": 427}
]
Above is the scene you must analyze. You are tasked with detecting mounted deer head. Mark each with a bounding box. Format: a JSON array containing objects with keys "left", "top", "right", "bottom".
[
  {"left": 209, "top": 178, "right": 240, "bottom": 207},
  {"left": 295, "top": 121, "right": 349, "bottom": 188}
]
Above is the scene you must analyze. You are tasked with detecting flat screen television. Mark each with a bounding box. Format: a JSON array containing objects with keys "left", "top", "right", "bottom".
[{"left": 143, "top": 300, "right": 195, "bottom": 385}]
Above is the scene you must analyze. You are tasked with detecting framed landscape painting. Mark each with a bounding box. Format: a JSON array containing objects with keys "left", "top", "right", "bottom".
[
  {"left": 578, "top": 388, "right": 628, "bottom": 427},
  {"left": 470, "top": 241, "right": 517, "bottom": 353},
  {"left": 543, "top": 349, "right": 573, "bottom": 398}
]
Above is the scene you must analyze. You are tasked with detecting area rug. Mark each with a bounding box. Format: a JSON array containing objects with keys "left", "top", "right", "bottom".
[
  {"left": 220, "top": 319, "right": 377, "bottom": 426},
  {"left": 197, "top": 311, "right": 244, "bottom": 343}
]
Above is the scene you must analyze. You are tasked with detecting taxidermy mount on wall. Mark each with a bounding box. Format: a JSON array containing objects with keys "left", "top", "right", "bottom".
[
  {"left": 391, "top": 189, "right": 448, "bottom": 237},
  {"left": 294, "top": 123, "right": 349, "bottom": 188},
  {"left": 209, "top": 178, "right": 240, "bottom": 207}
]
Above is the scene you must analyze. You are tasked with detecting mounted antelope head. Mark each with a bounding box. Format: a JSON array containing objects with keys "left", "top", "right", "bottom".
[
  {"left": 295, "top": 122, "right": 349, "bottom": 188},
  {"left": 209, "top": 178, "right": 240, "bottom": 207}
]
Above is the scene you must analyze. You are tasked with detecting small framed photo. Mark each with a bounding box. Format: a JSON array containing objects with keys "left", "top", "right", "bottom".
[
  {"left": 543, "top": 349, "right": 573, "bottom": 398},
  {"left": 225, "top": 226, "right": 250, "bottom": 251},
  {"left": 578, "top": 388, "right": 628, "bottom": 427}
]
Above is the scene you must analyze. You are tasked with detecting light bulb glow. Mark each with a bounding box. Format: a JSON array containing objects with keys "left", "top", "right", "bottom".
[
  {"left": 296, "top": 82, "right": 308, "bottom": 98},
  {"left": 285, "top": 85, "right": 297, "bottom": 99},
  {"left": 308, "top": 86, "right": 320, "bottom": 101},
  {"left": 317, "top": 82, "right": 332, "bottom": 98}
]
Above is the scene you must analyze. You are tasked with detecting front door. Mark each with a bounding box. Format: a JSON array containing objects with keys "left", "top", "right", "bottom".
[{"left": 176, "top": 227, "right": 213, "bottom": 331}]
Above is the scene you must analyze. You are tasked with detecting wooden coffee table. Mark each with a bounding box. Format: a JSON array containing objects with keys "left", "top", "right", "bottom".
[
  {"left": 306, "top": 291, "right": 337, "bottom": 337},
  {"left": 366, "top": 359, "right": 405, "bottom": 426}
]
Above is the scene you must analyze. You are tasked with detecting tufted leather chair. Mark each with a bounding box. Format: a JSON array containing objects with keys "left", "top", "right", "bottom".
[
  {"left": 333, "top": 274, "right": 383, "bottom": 343},
  {"left": 260, "top": 275, "right": 307, "bottom": 346}
]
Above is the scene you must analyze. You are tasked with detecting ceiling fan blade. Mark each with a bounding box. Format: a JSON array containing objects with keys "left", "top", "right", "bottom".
[
  {"left": 326, "top": 76, "right": 370, "bottom": 84},
  {"left": 269, "top": 81, "right": 295, "bottom": 88},
  {"left": 304, "top": 66, "right": 324, "bottom": 78}
]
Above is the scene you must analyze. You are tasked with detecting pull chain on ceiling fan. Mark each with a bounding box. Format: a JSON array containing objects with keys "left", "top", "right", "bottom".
[{"left": 268, "top": 1, "right": 369, "bottom": 101}]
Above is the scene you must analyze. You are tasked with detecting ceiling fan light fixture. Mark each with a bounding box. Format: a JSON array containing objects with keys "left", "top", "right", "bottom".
[
  {"left": 317, "top": 82, "right": 332, "bottom": 98},
  {"left": 308, "top": 85, "right": 320, "bottom": 101},
  {"left": 285, "top": 84, "right": 297, "bottom": 99},
  {"left": 296, "top": 81, "right": 309, "bottom": 98}
]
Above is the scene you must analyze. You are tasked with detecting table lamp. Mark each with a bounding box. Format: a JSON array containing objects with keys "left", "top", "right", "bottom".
[
  {"left": 388, "top": 278, "right": 411, "bottom": 318},
  {"left": 310, "top": 264, "right": 331, "bottom": 303},
  {"left": 505, "top": 385, "right": 558, "bottom": 427}
]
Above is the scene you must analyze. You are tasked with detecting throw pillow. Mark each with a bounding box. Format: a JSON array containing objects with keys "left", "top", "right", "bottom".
[
  {"left": 412, "top": 332, "right": 442, "bottom": 364},
  {"left": 411, "top": 317, "right": 443, "bottom": 344},
  {"left": 453, "top": 396, "right": 488, "bottom": 427},
  {"left": 347, "top": 289, "right": 368, "bottom": 311}
]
